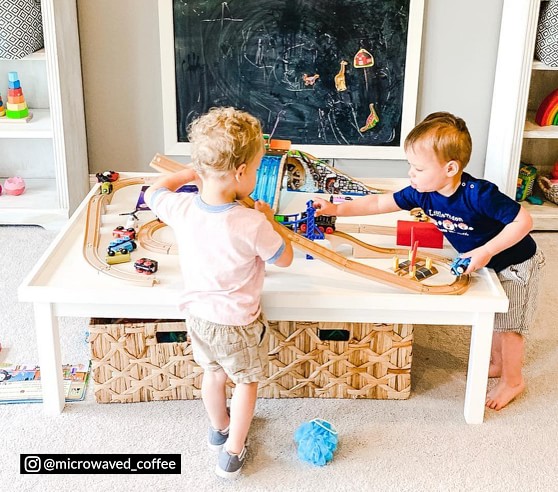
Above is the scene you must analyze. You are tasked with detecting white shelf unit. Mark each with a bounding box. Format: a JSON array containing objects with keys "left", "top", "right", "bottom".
[
  {"left": 486, "top": 0, "right": 558, "bottom": 230},
  {"left": 0, "top": 0, "right": 88, "bottom": 230}
]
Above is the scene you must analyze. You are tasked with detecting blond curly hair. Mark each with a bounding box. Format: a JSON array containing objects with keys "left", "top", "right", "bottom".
[
  {"left": 187, "top": 107, "right": 263, "bottom": 177},
  {"left": 404, "top": 112, "right": 472, "bottom": 170}
]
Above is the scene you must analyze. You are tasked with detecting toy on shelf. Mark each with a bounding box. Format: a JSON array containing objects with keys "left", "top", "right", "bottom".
[
  {"left": 5, "top": 72, "right": 32, "bottom": 122},
  {"left": 4, "top": 176, "right": 26, "bottom": 196},
  {"left": 450, "top": 257, "right": 471, "bottom": 276},
  {"left": 0, "top": 94, "right": 5, "bottom": 117},
  {"left": 534, "top": 88, "right": 558, "bottom": 126},
  {"left": 537, "top": 161, "right": 558, "bottom": 205},
  {"left": 516, "top": 163, "right": 538, "bottom": 201}
]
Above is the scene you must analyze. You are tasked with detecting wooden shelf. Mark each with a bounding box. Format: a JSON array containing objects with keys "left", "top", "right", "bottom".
[
  {"left": 0, "top": 0, "right": 88, "bottom": 229},
  {"left": 522, "top": 199, "right": 558, "bottom": 230},
  {"left": 0, "top": 48, "right": 46, "bottom": 62},
  {"left": 532, "top": 60, "right": 558, "bottom": 71},
  {"left": 0, "top": 109, "right": 52, "bottom": 138},
  {"left": 524, "top": 111, "right": 558, "bottom": 139},
  {"left": 0, "top": 178, "right": 67, "bottom": 229}
]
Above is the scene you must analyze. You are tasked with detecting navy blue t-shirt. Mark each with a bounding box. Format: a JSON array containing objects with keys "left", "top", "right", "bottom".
[{"left": 393, "top": 173, "right": 537, "bottom": 272}]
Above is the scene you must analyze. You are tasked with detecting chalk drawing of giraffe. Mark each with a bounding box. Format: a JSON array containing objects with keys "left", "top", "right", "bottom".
[{"left": 334, "top": 60, "right": 348, "bottom": 92}]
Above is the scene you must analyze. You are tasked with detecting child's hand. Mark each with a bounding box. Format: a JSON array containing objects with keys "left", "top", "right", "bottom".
[
  {"left": 313, "top": 197, "right": 337, "bottom": 217},
  {"left": 254, "top": 200, "right": 275, "bottom": 222},
  {"left": 460, "top": 246, "right": 492, "bottom": 274}
]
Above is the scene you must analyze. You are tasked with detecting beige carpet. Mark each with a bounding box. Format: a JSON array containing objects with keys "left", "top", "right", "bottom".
[{"left": 0, "top": 226, "right": 557, "bottom": 491}]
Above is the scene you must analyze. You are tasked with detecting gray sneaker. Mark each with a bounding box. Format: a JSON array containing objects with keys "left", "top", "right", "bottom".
[
  {"left": 215, "top": 446, "right": 247, "bottom": 479},
  {"left": 207, "top": 426, "right": 229, "bottom": 451}
]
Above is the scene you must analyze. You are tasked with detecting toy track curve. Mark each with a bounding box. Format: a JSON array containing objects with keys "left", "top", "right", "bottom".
[
  {"left": 83, "top": 177, "right": 157, "bottom": 286},
  {"left": 149, "top": 154, "right": 470, "bottom": 295},
  {"left": 137, "top": 219, "right": 178, "bottom": 254}
]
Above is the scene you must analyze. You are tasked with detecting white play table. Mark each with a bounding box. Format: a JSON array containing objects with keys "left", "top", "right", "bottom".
[{"left": 18, "top": 175, "right": 508, "bottom": 423}]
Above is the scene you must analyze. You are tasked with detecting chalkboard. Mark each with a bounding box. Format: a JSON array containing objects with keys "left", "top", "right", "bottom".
[{"left": 159, "top": 0, "right": 424, "bottom": 159}]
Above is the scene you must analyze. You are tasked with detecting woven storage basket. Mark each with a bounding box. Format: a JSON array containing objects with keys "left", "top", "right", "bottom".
[
  {"left": 537, "top": 176, "right": 558, "bottom": 205},
  {"left": 89, "top": 318, "right": 413, "bottom": 403}
]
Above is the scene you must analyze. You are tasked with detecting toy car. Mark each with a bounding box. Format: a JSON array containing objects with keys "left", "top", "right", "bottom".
[
  {"left": 96, "top": 170, "right": 119, "bottom": 183},
  {"left": 105, "top": 251, "right": 131, "bottom": 265},
  {"left": 100, "top": 182, "right": 113, "bottom": 194},
  {"left": 134, "top": 257, "right": 158, "bottom": 275},
  {"left": 112, "top": 225, "right": 136, "bottom": 239},
  {"left": 107, "top": 237, "right": 137, "bottom": 256},
  {"left": 450, "top": 257, "right": 471, "bottom": 276}
]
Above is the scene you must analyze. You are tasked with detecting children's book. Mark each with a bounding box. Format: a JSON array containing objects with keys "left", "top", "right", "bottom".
[{"left": 0, "top": 361, "right": 91, "bottom": 404}]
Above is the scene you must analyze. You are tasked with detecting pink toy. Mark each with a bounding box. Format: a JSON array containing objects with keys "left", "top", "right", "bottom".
[
  {"left": 551, "top": 162, "right": 558, "bottom": 180},
  {"left": 4, "top": 176, "right": 26, "bottom": 196}
]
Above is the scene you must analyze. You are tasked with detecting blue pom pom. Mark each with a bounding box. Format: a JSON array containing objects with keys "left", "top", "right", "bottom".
[{"left": 294, "top": 419, "right": 338, "bottom": 466}]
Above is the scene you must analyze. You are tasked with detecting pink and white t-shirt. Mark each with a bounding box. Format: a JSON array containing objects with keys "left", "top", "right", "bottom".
[{"left": 147, "top": 188, "right": 285, "bottom": 325}]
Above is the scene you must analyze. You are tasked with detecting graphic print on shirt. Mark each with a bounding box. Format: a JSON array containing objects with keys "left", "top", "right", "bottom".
[{"left": 427, "top": 209, "right": 474, "bottom": 236}]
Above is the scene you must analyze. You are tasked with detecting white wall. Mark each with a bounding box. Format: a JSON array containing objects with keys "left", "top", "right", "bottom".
[{"left": 77, "top": 0, "right": 504, "bottom": 179}]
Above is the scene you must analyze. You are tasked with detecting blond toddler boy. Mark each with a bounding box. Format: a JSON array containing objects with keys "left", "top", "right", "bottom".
[{"left": 145, "top": 107, "right": 293, "bottom": 478}]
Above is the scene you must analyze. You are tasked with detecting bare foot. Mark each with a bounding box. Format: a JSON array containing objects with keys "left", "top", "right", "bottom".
[
  {"left": 488, "top": 363, "right": 501, "bottom": 378},
  {"left": 485, "top": 379, "right": 525, "bottom": 410}
]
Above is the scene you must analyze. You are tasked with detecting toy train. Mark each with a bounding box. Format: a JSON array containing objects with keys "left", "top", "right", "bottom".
[
  {"left": 274, "top": 212, "right": 336, "bottom": 234},
  {"left": 112, "top": 225, "right": 136, "bottom": 240},
  {"left": 450, "top": 257, "right": 471, "bottom": 276},
  {"left": 134, "top": 257, "right": 158, "bottom": 275},
  {"left": 107, "top": 237, "right": 137, "bottom": 256}
]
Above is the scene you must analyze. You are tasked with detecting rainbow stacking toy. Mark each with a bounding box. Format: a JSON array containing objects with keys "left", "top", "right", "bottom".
[
  {"left": 5, "top": 72, "right": 32, "bottom": 121},
  {"left": 535, "top": 88, "right": 558, "bottom": 127}
]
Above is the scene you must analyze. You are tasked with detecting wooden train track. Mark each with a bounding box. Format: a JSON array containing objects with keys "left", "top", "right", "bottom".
[
  {"left": 326, "top": 230, "right": 451, "bottom": 262},
  {"left": 137, "top": 219, "right": 178, "bottom": 254},
  {"left": 83, "top": 177, "right": 158, "bottom": 286},
  {"left": 149, "top": 154, "right": 470, "bottom": 295}
]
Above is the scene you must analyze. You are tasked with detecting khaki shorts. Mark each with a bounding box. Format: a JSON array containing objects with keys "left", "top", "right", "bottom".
[
  {"left": 187, "top": 313, "right": 269, "bottom": 384},
  {"left": 494, "top": 250, "right": 545, "bottom": 336}
]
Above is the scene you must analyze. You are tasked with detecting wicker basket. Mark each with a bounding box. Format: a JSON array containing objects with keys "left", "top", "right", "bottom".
[
  {"left": 89, "top": 318, "right": 413, "bottom": 403},
  {"left": 537, "top": 176, "right": 558, "bottom": 205}
]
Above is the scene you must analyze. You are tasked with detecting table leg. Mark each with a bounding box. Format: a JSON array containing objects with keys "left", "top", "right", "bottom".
[
  {"left": 34, "top": 302, "right": 65, "bottom": 414},
  {"left": 464, "top": 312, "right": 494, "bottom": 424}
]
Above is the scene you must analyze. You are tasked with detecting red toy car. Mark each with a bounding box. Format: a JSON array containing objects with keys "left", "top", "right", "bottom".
[
  {"left": 96, "top": 170, "right": 120, "bottom": 183},
  {"left": 112, "top": 225, "right": 136, "bottom": 240},
  {"left": 134, "top": 258, "right": 158, "bottom": 275}
]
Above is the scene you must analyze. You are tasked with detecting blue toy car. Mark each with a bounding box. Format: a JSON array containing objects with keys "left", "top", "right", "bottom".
[
  {"left": 107, "top": 237, "right": 137, "bottom": 256},
  {"left": 450, "top": 257, "right": 471, "bottom": 276}
]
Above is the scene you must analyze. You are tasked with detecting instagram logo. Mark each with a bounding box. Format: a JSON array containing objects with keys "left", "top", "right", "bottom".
[{"left": 24, "top": 456, "right": 41, "bottom": 473}]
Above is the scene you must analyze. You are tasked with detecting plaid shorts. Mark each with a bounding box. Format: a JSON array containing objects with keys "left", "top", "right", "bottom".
[
  {"left": 187, "top": 313, "right": 269, "bottom": 384},
  {"left": 494, "top": 250, "right": 545, "bottom": 336}
]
